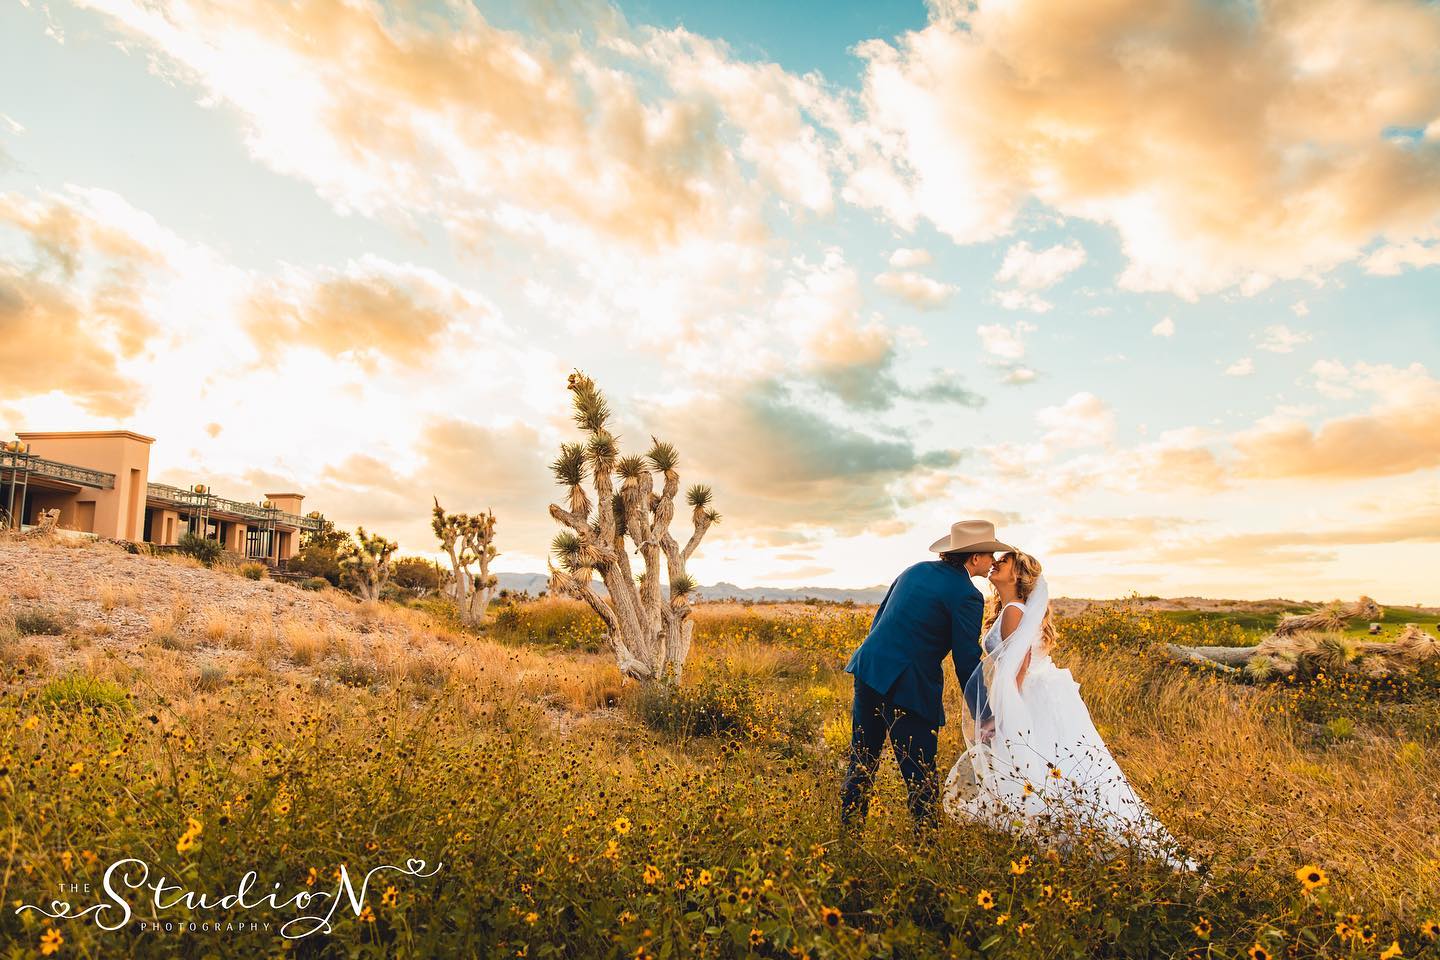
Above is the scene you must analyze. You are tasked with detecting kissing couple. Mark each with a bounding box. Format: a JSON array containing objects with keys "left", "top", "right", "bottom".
[{"left": 840, "top": 520, "right": 1197, "bottom": 870}]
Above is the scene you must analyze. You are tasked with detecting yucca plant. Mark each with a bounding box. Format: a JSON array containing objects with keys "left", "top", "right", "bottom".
[
  {"left": 432, "top": 499, "right": 498, "bottom": 625},
  {"left": 546, "top": 371, "right": 720, "bottom": 684},
  {"left": 337, "top": 526, "right": 397, "bottom": 601}
]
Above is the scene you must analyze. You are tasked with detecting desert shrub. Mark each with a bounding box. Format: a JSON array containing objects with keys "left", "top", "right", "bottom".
[
  {"left": 630, "top": 669, "right": 822, "bottom": 749},
  {"left": 176, "top": 532, "right": 223, "bottom": 567},
  {"left": 14, "top": 607, "right": 73, "bottom": 636},
  {"left": 195, "top": 663, "right": 227, "bottom": 691},
  {"left": 391, "top": 556, "right": 443, "bottom": 595},
  {"left": 331, "top": 657, "right": 381, "bottom": 688},
  {"left": 488, "top": 597, "right": 608, "bottom": 651},
  {"left": 299, "top": 576, "right": 329, "bottom": 591},
  {"left": 38, "top": 673, "right": 130, "bottom": 712},
  {"left": 1060, "top": 599, "right": 1253, "bottom": 653},
  {"left": 238, "top": 562, "right": 268, "bottom": 580}
]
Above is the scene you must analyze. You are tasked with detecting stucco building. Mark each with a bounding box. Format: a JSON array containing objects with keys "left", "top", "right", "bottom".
[{"left": 0, "top": 430, "right": 321, "bottom": 563}]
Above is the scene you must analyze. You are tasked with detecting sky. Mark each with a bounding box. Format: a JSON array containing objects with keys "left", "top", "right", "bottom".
[{"left": 2, "top": 0, "right": 1439, "bottom": 603}]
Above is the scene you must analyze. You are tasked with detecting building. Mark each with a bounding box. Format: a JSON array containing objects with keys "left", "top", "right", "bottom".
[{"left": 0, "top": 430, "right": 322, "bottom": 564}]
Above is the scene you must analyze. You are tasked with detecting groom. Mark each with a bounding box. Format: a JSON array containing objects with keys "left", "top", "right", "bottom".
[{"left": 840, "top": 520, "right": 1012, "bottom": 832}]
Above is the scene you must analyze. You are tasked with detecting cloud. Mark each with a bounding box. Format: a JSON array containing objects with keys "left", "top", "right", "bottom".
[
  {"left": 650, "top": 378, "right": 964, "bottom": 540},
  {"left": 888, "top": 247, "right": 932, "bottom": 269},
  {"left": 1036, "top": 392, "right": 1115, "bottom": 450},
  {"left": 0, "top": 188, "right": 178, "bottom": 416},
  {"left": 874, "top": 269, "right": 955, "bottom": 309},
  {"left": 977, "top": 321, "right": 1036, "bottom": 362},
  {"left": 1225, "top": 357, "right": 1255, "bottom": 377},
  {"left": 1002, "top": 366, "right": 1038, "bottom": 385},
  {"left": 850, "top": 0, "right": 1440, "bottom": 298},
  {"left": 260, "top": 416, "right": 560, "bottom": 561},
  {"left": 243, "top": 257, "right": 500, "bottom": 371},
  {"left": 1051, "top": 515, "right": 1194, "bottom": 554},
  {"left": 995, "top": 240, "right": 1086, "bottom": 290},
  {"left": 72, "top": 0, "right": 774, "bottom": 255},
  {"left": 1233, "top": 362, "right": 1440, "bottom": 480},
  {"left": 1361, "top": 238, "right": 1440, "bottom": 276},
  {"left": 992, "top": 289, "right": 1053, "bottom": 313},
  {"left": 1151, "top": 316, "right": 1175, "bottom": 337},
  {"left": 1255, "top": 324, "right": 1312, "bottom": 354}
]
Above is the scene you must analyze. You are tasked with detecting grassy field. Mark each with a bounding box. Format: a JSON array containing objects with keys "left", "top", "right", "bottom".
[
  {"left": 1150, "top": 606, "right": 1440, "bottom": 640},
  {"left": 2, "top": 547, "right": 1439, "bottom": 958}
]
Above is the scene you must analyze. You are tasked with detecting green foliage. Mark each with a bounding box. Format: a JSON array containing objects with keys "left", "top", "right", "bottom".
[
  {"left": 395, "top": 556, "right": 442, "bottom": 595},
  {"left": 298, "top": 576, "right": 330, "bottom": 591},
  {"left": 176, "top": 531, "right": 223, "bottom": 566},
  {"left": 1325, "top": 716, "right": 1355, "bottom": 740},
  {"left": 38, "top": 673, "right": 131, "bottom": 711}
]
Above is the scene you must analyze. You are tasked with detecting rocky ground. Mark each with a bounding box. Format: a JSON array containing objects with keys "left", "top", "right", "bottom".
[{"left": 0, "top": 536, "right": 432, "bottom": 675}]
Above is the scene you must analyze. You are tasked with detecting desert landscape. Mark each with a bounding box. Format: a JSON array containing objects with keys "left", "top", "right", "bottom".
[{"left": 4, "top": 529, "right": 1439, "bottom": 959}]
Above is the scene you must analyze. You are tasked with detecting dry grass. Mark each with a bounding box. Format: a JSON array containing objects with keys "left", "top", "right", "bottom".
[{"left": 1043, "top": 647, "right": 1440, "bottom": 918}]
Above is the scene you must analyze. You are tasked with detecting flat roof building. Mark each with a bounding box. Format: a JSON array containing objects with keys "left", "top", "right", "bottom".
[{"left": 0, "top": 430, "right": 321, "bottom": 564}]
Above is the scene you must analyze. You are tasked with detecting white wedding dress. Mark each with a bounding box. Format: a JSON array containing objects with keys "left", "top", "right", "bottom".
[{"left": 943, "top": 576, "right": 1197, "bottom": 871}]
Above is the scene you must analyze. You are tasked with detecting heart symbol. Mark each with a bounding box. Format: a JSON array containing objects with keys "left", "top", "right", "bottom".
[{"left": 404, "top": 859, "right": 425, "bottom": 873}]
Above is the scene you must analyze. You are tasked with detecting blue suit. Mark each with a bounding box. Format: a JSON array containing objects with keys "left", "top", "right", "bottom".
[
  {"left": 845, "top": 560, "right": 986, "bottom": 726},
  {"left": 840, "top": 560, "right": 987, "bottom": 829}
]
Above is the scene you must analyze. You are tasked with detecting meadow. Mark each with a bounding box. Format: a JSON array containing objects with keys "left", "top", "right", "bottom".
[{"left": 2, "top": 540, "right": 1439, "bottom": 959}]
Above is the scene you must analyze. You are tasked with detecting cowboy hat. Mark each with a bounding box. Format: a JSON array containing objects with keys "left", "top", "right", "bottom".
[{"left": 928, "top": 519, "right": 1014, "bottom": 554}]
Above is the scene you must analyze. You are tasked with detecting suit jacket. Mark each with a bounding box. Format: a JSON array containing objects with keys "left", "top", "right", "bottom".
[{"left": 844, "top": 560, "right": 986, "bottom": 727}]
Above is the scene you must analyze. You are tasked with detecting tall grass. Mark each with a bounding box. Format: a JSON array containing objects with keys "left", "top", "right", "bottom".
[{"left": 2, "top": 595, "right": 1437, "bottom": 958}]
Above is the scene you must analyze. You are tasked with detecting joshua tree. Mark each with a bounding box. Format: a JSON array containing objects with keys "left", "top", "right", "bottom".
[
  {"left": 337, "top": 526, "right": 397, "bottom": 601},
  {"left": 432, "top": 499, "right": 499, "bottom": 625},
  {"left": 547, "top": 371, "right": 719, "bottom": 684}
]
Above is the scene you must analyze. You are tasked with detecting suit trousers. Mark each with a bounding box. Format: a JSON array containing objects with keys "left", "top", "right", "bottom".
[{"left": 840, "top": 677, "right": 939, "bottom": 830}]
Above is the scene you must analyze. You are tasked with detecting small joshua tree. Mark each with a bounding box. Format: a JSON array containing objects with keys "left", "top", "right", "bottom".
[
  {"left": 432, "top": 498, "right": 499, "bottom": 625},
  {"left": 337, "top": 526, "right": 397, "bottom": 601},
  {"left": 547, "top": 371, "right": 719, "bottom": 684}
]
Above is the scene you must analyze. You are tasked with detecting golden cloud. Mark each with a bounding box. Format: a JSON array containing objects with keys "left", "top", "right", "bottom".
[
  {"left": 76, "top": 0, "right": 760, "bottom": 253},
  {"left": 0, "top": 190, "right": 167, "bottom": 416},
  {"left": 1234, "top": 363, "right": 1440, "bottom": 479},
  {"left": 244, "top": 259, "right": 494, "bottom": 371},
  {"left": 853, "top": 0, "right": 1440, "bottom": 296}
]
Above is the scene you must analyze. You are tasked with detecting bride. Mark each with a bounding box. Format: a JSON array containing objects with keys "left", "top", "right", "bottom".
[{"left": 943, "top": 551, "right": 1198, "bottom": 871}]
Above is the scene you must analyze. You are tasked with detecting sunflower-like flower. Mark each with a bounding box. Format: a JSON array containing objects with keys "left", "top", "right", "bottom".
[
  {"left": 1246, "top": 944, "right": 1270, "bottom": 960},
  {"left": 1192, "top": 917, "right": 1211, "bottom": 938},
  {"left": 820, "top": 906, "right": 843, "bottom": 928},
  {"left": 976, "top": 889, "right": 996, "bottom": 910},
  {"left": 1294, "top": 864, "right": 1328, "bottom": 891}
]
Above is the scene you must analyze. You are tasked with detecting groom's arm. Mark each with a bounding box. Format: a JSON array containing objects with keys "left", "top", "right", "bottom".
[
  {"left": 869, "top": 579, "right": 897, "bottom": 630},
  {"left": 950, "top": 593, "right": 989, "bottom": 724}
]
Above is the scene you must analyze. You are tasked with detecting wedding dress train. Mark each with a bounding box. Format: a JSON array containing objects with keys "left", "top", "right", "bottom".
[{"left": 942, "top": 576, "right": 1198, "bottom": 871}]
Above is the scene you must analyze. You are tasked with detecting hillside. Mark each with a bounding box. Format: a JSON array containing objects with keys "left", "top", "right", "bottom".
[{"left": 3, "top": 536, "right": 1438, "bottom": 959}]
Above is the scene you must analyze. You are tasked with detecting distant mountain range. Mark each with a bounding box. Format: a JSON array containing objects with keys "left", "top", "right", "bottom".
[{"left": 493, "top": 572, "right": 890, "bottom": 604}]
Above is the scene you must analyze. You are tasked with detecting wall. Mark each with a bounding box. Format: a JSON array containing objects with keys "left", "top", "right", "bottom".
[{"left": 16, "top": 431, "right": 154, "bottom": 540}]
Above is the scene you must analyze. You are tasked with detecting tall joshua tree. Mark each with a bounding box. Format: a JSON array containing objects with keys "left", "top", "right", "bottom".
[
  {"left": 337, "top": 526, "right": 397, "bottom": 601},
  {"left": 547, "top": 371, "right": 719, "bottom": 684},
  {"left": 432, "top": 499, "right": 499, "bottom": 625}
]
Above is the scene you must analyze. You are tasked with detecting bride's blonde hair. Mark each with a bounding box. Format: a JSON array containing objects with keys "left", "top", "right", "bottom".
[{"left": 984, "top": 550, "right": 1058, "bottom": 651}]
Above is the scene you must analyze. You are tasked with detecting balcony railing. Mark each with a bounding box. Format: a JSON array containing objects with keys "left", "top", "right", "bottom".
[
  {"left": 146, "top": 482, "right": 324, "bottom": 532},
  {"left": 0, "top": 451, "right": 115, "bottom": 489}
]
